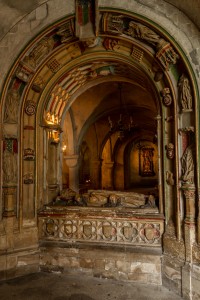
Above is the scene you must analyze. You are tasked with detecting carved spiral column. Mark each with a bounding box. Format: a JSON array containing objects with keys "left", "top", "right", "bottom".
[{"left": 64, "top": 155, "right": 79, "bottom": 192}]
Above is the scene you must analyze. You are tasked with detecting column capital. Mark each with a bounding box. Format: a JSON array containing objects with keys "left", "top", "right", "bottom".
[{"left": 64, "top": 154, "right": 79, "bottom": 168}]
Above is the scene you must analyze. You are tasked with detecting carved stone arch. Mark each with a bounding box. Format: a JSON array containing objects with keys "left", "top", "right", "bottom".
[{"left": 0, "top": 3, "right": 200, "bottom": 297}]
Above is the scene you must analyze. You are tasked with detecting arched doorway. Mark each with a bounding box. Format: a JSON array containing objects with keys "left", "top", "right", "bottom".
[{"left": 0, "top": 2, "right": 199, "bottom": 298}]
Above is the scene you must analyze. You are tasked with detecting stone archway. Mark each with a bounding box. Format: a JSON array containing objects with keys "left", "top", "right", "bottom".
[{"left": 0, "top": 1, "right": 200, "bottom": 299}]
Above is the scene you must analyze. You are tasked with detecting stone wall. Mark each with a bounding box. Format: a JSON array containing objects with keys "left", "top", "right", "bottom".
[{"left": 40, "top": 242, "right": 162, "bottom": 285}]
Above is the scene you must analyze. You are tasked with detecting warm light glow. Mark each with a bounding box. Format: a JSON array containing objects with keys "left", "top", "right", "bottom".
[{"left": 108, "top": 83, "right": 138, "bottom": 140}]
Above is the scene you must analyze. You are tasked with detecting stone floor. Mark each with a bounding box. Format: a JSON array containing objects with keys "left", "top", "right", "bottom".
[{"left": 0, "top": 270, "right": 182, "bottom": 300}]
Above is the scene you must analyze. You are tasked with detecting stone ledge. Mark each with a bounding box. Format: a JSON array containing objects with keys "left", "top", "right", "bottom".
[{"left": 39, "top": 240, "right": 162, "bottom": 255}]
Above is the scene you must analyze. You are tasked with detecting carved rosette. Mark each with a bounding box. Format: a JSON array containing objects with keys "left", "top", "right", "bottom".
[{"left": 25, "top": 100, "right": 36, "bottom": 116}]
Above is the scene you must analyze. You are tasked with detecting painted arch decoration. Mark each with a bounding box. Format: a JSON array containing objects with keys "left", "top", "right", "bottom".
[{"left": 0, "top": 7, "right": 199, "bottom": 258}]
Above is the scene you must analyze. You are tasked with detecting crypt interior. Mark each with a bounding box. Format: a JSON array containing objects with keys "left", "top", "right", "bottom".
[{"left": 0, "top": 0, "right": 200, "bottom": 299}]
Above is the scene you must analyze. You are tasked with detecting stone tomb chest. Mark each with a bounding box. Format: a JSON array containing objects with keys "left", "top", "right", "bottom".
[{"left": 38, "top": 190, "right": 164, "bottom": 284}]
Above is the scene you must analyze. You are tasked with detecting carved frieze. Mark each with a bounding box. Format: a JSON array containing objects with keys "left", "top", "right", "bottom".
[
  {"left": 102, "top": 13, "right": 179, "bottom": 70},
  {"left": 40, "top": 216, "right": 163, "bottom": 246}
]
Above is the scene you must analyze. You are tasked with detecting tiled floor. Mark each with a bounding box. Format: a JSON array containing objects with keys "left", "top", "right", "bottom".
[{"left": 0, "top": 270, "right": 182, "bottom": 300}]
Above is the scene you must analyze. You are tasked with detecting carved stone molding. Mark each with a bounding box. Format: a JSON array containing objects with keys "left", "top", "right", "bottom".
[{"left": 39, "top": 215, "right": 163, "bottom": 247}]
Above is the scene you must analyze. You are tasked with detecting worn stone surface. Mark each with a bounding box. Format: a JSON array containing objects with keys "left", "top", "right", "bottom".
[
  {"left": 162, "top": 254, "right": 184, "bottom": 296},
  {"left": 0, "top": 270, "right": 182, "bottom": 300},
  {"left": 39, "top": 243, "right": 162, "bottom": 285},
  {"left": 0, "top": 250, "right": 40, "bottom": 281}
]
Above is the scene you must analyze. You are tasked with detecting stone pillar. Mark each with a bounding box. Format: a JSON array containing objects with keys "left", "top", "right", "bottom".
[
  {"left": 64, "top": 155, "right": 79, "bottom": 192},
  {"left": 47, "top": 142, "right": 59, "bottom": 202},
  {"left": 182, "top": 184, "right": 196, "bottom": 262},
  {"left": 90, "top": 159, "right": 101, "bottom": 189},
  {"left": 102, "top": 162, "right": 114, "bottom": 190},
  {"left": 3, "top": 187, "right": 16, "bottom": 217},
  {"left": 181, "top": 184, "right": 196, "bottom": 300},
  {"left": 155, "top": 115, "right": 163, "bottom": 213}
]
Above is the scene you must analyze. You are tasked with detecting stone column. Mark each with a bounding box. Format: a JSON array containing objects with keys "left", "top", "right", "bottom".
[
  {"left": 47, "top": 142, "right": 59, "bottom": 202},
  {"left": 155, "top": 115, "right": 163, "bottom": 213},
  {"left": 181, "top": 184, "right": 196, "bottom": 300},
  {"left": 64, "top": 155, "right": 79, "bottom": 192},
  {"left": 102, "top": 162, "right": 114, "bottom": 190},
  {"left": 90, "top": 159, "right": 102, "bottom": 189},
  {"left": 182, "top": 184, "right": 196, "bottom": 261}
]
